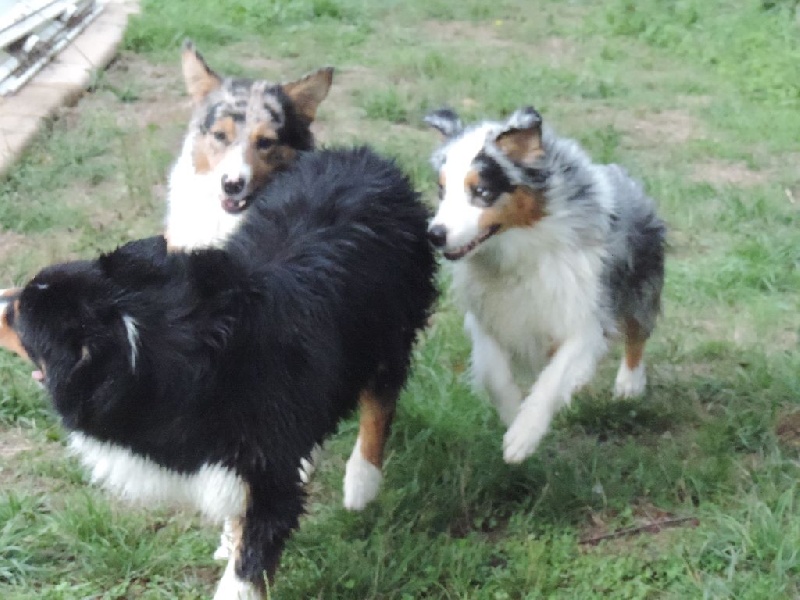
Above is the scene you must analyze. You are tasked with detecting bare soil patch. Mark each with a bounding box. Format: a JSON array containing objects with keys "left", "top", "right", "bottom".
[
  {"left": 622, "top": 109, "right": 705, "bottom": 147},
  {"left": 691, "top": 159, "right": 769, "bottom": 187},
  {"left": 777, "top": 412, "right": 800, "bottom": 449},
  {"left": 421, "top": 20, "right": 514, "bottom": 48},
  {"left": 0, "top": 230, "right": 28, "bottom": 264},
  {"left": 529, "top": 36, "right": 579, "bottom": 67},
  {"left": 0, "top": 427, "right": 34, "bottom": 459},
  {"left": 580, "top": 500, "right": 698, "bottom": 552}
]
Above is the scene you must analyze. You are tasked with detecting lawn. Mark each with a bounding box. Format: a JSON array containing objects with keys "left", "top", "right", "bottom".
[{"left": 1, "top": 0, "right": 799, "bottom": 598}]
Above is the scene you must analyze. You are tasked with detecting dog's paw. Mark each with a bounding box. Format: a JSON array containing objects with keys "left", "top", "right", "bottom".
[
  {"left": 502, "top": 408, "right": 548, "bottom": 464},
  {"left": 213, "top": 558, "right": 262, "bottom": 600},
  {"left": 613, "top": 361, "right": 646, "bottom": 398},
  {"left": 343, "top": 452, "right": 382, "bottom": 511}
]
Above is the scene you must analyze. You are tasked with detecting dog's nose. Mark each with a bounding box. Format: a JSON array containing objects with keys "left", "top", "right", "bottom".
[
  {"left": 427, "top": 224, "right": 448, "bottom": 248},
  {"left": 221, "top": 174, "right": 246, "bottom": 196}
]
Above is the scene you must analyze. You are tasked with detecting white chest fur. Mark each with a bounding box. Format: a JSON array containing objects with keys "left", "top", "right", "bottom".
[
  {"left": 451, "top": 227, "right": 607, "bottom": 361},
  {"left": 165, "top": 135, "right": 244, "bottom": 250},
  {"left": 69, "top": 433, "right": 247, "bottom": 523}
]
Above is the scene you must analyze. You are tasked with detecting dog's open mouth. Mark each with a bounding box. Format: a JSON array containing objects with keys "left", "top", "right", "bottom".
[
  {"left": 443, "top": 225, "right": 501, "bottom": 261},
  {"left": 221, "top": 195, "right": 251, "bottom": 215}
]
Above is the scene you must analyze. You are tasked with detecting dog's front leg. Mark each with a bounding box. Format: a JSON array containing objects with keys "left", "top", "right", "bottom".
[
  {"left": 465, "top": 312, "right": 523, "bottom": 426},
  {"left": 503, "top": 327, "right": 608, "bottom": 463}
]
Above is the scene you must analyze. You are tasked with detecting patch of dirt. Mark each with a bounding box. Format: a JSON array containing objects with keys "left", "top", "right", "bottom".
[
  {"left": 622, "top": 109, "right": 705, "bottom": 146},
  {"left": 0, "top": 230, "right": 27, "bottom": 264},
  {"left": 235, "top": 55, "right": 294, "bottom": 77},
  {"left": 579, "top": 500, "right": 698, "bottom": 551},
  {"left": 0, "top": 428, "right": 37, "bottom": 489},
  {"left": 0, "top": 428, "right": 34, "bottom": 459},
  {"left": 691, "top": 159, "right": 770, "bottom": 187},
  {"left": 776, "top": 411, "right": 800, "bottom": 449},
  {"left": 556, "top": 105, "right": 705, "bottom": 152},
  {"left": 529, "top": 36, "right": 579, "bottom": 67},
  {"left": 421, "top": 20, "right": 514, "bottom": 48}
]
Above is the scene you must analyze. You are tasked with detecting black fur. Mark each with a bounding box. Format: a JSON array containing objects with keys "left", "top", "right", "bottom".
[
  {"left": 9, "top": 146, "right": 437, "bottom": 589},
  {"left": 472, "top": 150, "right": 514, "bottom": 206}
]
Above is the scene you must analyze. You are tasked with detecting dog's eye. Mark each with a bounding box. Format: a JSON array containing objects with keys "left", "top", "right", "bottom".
[
  {"left": 474, "top": 186, "right": 492, "bottom": 199},
  {"left": 471, "top": 185, "right": 498, "bottom": 206},
  {"left": 437, "top": 181, "right": 444, "bottom": 199},
  {"left": 212, "top": 130, "right": 228, "bottom": 143},
  {"left": 256, "top": 137, "right": 275, "bottom": 151}
]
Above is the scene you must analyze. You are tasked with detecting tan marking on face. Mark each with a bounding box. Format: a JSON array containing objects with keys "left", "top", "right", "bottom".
[
  {"left": 181, "top": 46, "right": 222, "bottom": 104},
  {"left": 495, "top": 127, "right": 544, "bottom": 166},
  {"left": 477, "top": 186, "right": 546, "bottom": 232},
  {"left": 281, "top": 67, "right": 334, "bottom": 122},
  {"left": 438, "top": 171, "right": 446, "bottom": 188},
  {"left": 464, "top": 170, "right": 480, "bottom": 191},
  {"left": 0, "top": 298, "right": 28, "bottom": 360},
  {"left": 622, "top": 318, "right": 647, "bottom": 370},
  {"left": 192, "top": 116, "right": 239, "bottom": 174},
  {"left": 245, "top": 122, "right": 293, "bottom": 191},
  {"left": 357, "top": 388, "right": 396, "bottom": 468}
]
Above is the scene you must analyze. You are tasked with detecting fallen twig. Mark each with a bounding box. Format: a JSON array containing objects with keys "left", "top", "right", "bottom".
[{"left": 579, "top": 516, "right": 699, "bottom": 546}]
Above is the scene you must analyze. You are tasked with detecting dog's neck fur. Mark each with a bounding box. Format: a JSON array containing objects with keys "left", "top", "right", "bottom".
[
  {"left": 450, "top": 131, "right": 618, "bottom": 345},
  {"left": 165, "top": 133, "right": 244, "bottom": 250}
]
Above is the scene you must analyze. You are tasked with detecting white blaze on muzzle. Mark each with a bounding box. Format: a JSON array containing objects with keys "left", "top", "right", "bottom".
[
  {"left": 217, "top": 143, "right": 253, "bottom": 200},
  {"left": 430, "top": 124, "right": 496, "bottom": 252}
]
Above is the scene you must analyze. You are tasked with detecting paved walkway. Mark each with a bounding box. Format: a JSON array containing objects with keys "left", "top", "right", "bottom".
[{"left": 0, "top": 0, "right": 138, "bottom": 176}]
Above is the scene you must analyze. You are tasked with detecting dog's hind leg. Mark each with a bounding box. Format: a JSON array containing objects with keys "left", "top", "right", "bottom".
[
  {"left": 214, "top": 446, "right": 321, "bottom": 562},
  {"left": 503, "top": 326, "right": 608, "bottom": 464},
  {"left": 465, "top": 312, "right": 523, "bottom": 426},
  {"left": 343, "top": 387, "right": 396, "bottom": 511},
  {"left": 214, "top": 482, "right": 303, "bottom": 599},
  {"left": 614, "top": 318, "right": 648, "bottom": 399},
  {"left": 213, "top": 517, "right": 264, "bottom": 600}
]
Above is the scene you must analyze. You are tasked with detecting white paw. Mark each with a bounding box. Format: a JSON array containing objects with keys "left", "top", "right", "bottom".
[
  {"left": 343, "top": 446, "right": 382, "bottom": 511},
  {"left": 613, "top": 361, "right": 646, "bottom": 398},
  {"left": 212, "top": 521, "right": 235, "bottom": 562},
  {"left": 213, "top": 557, "right": 262, "bottom": 600},
  {"left": 502, "top": 407, "right": 549, "bottom": 464}
]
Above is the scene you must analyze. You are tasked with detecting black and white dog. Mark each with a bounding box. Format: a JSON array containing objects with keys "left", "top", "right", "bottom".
[
  {"left": 0, "top": 147, "right": 437, "bottom": 598},
  {"left": 425, "top": 106, "right": 666, "bottom": 464}
]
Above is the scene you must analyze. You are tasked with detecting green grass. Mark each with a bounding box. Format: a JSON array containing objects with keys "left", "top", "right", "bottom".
[{"left": 1, "top": 0, "right": 799, "bottom": 597}]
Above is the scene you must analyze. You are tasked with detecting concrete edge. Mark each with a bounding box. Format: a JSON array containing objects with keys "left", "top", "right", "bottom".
[{"left": 0, "top": 1, "right": 137, "bottom": 177}]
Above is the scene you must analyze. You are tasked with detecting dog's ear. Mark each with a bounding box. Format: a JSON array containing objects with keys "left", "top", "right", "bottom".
[
  {"left": 282, "top": 67, "right": 334, "bottom": 122},
  {"left": 493, "top": 106, "right": 544, "bottom": 166},
  {"left": 182, "top": 39, "right": 222, "bottom": 104},
  {"left": 424, "top": 108, "right": 463, "bottom": 139},
  {"left": 99, "top": 236, "right": 169, "bottom": 285}
]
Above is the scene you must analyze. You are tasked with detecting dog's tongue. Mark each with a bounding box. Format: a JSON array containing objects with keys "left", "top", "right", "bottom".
[{"left": 31, "top": 370, "right": 44, "bottom": 382}]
